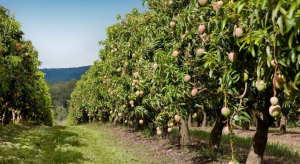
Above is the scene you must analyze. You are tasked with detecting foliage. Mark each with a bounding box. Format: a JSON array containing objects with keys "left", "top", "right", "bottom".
[
  {"left": 0, "top": 6, "right": 53, "bottom": 126},
  {"left": 54, "top": 106, "right": 67, "bottom": 121},
  {"left": 67, "top": 0, "right": 300, "bottom": 161},
  {"left": 47, "top": 79, "right": 77, "bottom": 112}
]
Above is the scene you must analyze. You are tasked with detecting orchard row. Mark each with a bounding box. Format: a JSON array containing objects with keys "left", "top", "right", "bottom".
[
  {"left": 67, "top": 0, "right": 300, "bottom": 163},
  {"left": 0, "top": 6, "right": 53, "bottom": 126}
]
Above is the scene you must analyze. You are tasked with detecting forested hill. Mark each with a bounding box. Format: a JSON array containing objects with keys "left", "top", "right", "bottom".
[{"left": 40, "top": 66, "right": 91, "bottom": 83}]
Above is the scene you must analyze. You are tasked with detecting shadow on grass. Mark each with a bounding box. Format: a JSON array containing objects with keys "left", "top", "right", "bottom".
[
  {"left": 0, "top": 124, "right": 85, "bottom": 164},
  {"left": 169, "top": 128, "right": 299, "bottom": 163}
]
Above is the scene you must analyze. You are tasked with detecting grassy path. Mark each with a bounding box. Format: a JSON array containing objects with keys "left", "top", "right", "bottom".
[{"left": 0, "top": 124, "right": 160, "bottom": 164}]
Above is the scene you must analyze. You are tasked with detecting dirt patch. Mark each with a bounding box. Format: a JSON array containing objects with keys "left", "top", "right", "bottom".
[
  {"left": 100, "top": 124, "right": 300, "bottom": 164},
  {"left": 194, "top": 127, "right": 300, "bottom": 154}
]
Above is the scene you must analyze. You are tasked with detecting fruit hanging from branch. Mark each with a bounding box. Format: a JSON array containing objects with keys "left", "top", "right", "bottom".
[
  {"left": 221, "top": 107, "right": 230, "bottom": 117},
  {"left": 235, "top": 28, "right": 243, "bottom": 37},
  {"left": 135, "top": 91, "right": 140, "bottom": 96},
  {"left": 240, "top": 72, "right": 248, "bottom": 83},
  {"left": 157, "top": 130, "right": 162, "bottom": 135},
  {"left": 271, "top": 60, "right": 276, "bottom": 67},
  {"left": 170, "top": 21, "right": 176, "bottom": 28},
  {"left": 139, "top": 119, "right": 143, "bottom": 124},
  {"left": 274, "top": 74, "right": 284, "bottom": 90},
  {"left": 198, "top": 0, "right": 208, "bottom": 6},
  {"left": 228, "top": 52, "right": 237, "bottom": 62},
  {"left": 269, "top": 105, "right": 281, "bottom": 118},
  {"left": 222, "top": 126, "right": 230, "bottom": 135},
  {"left": 184, "top": 75, "right": 191, "bottom": 82},
  {"left": 191, "top": 88, "right": 198, "bottom": 96},
  {"left": 172, "top": 51, "right": 179, "bottom": 57},
  {"left": 196, "top": 48, "right": 205, "bottom": 56},
  {"left": 16, "top": 43, "right": 21, "bottom": 50},
  {"left": 255, "top": 80, "right": 265, "bottom": 91},
  {"left": 129, "top": 100, "right": 134, "bottom": 105},
  {"left": 174, "top": 115, "right": 181, "bottom": 122},
  {"left": 198, "top": 25, "right": 205, "bottom": 34},
  {"left": 270, "top": 97, "right": 279, "bottom": 105}
]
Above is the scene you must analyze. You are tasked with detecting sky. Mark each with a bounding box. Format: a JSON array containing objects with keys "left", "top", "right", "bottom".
[{"left": 1, "top": 0, "right": 146, "bottom": 68}]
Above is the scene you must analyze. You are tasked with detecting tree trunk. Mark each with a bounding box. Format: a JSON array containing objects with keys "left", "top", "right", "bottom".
[
  {"left": 242, "top": 120, "right": 249, "bottom": 130},
  {"left": 188, "top": 113, "right": 192, "bottom": 129},
  {"left": 246, "top": 116, "right": 269, "bottom": 164},
  {"left": 179, "top": 117, "right": 189, "bottom": 146},
  {"left": 162, "top": 125, "right": 168, "bottom": 139},
  {"left": 88, "top": 116, "right": 92, "bottom": 124},
  {"left": 113, "top": 115, "right": 119, "bottom": 126},
  {"left": 12, "top": 109, "right": 16, "bottom": 124},
  {"left": 2, "top": 109, "right": 7, "bottom": 126},
  {"left": 280, "top": 113, "right": 287, "bottom": 134},
  {"left": 246, "top": 90, "right": 274, "bottom": 164},
  {"left": 193, "top": 119, "right": 199, "bottom": 127},
  {"left": 201, "top": 111, "right": 207, "bottom": 128},
  {"left": 17, "top": 114, "right": 21, "bottom": 124},
  {"left": 209, "top": 111, "right": 226, "bottom": 154},
  {"left": 102, "top": 111, "right": 109, "bottom": 123}
]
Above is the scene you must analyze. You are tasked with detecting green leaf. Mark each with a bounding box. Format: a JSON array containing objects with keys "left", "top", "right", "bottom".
[
  {"left": 288, "top": 30, "right": 296, "bottom": 48},
  {"left": 283, "top": 82, "right": 290, "bottom": 96},
  {"left": 278, "top": 59, "right": 287, "bottom": 67},
  {"left": 241, "top": 111, "right": 251, "bottom": 119},
  {"left": 288, "top": 2, "right": 298, "bottom": 19},
  {"left": 238, "top": 3, "right": 246, "bottom": 14},
  {"left": 272, "top": 0, "right": 283, "bottom": 27},
  {"left": 261, "top": 0, "right": 267, "bottom": 10},
  {"left": 279, "top": 7, "right": 287, "bottom": 16},
  {"left": 255, "top": 9, "right": 260, "bottom": 24},
  {"left": 285, "top": 17, "right": 295, "bottom": 33},
  {"left": 221, "top": 19, "right": 227, "bottom": 30},
  {"left": 291, "top": 50, "right": 296, "bottom": 63},
  {"left": 294, "top": 71, "right": 300, "bottom": 83},
  {"left": 277, "top": 15, "right": 284, "bottom": 35},
  {"left": 266, "top": 46, "right": 272, "bottom": 59},
  {"left": 251, "top": 46, "right": 256, "bottom": 57}
]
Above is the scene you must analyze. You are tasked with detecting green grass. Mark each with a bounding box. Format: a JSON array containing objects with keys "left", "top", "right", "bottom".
[
  {"left": 0, "top": 123, "right": 160, "bottom": 164},
  {"left": 268, "top": 129, "right": 300, "bottom": 134},
  {"left": 171, "top": 128, "right": 299, "bottom": 159}
]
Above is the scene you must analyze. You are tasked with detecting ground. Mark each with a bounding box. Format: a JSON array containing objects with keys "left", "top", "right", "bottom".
[{"left": 0, "top": 123, "right": 299, "bottom": 164}]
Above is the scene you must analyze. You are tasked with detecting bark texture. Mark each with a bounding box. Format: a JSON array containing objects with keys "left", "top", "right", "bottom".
[
  {"left": 280, "top": 113, "right": 287, "bottom": 134},
  {"left": 201, "top": 111, "right": 207, "bottom": 128},
  {"left": 179, "top": 117, "right": 189, "bottom": 146},
  {"left": 113, "top": 115, "right": 119, "bottom": 126},
  {"left": 208, "top": 111, "right": 226, "bottom": 154},
  {"left": 246, "top": 90, "right": 274, "bottom": 164},
  {"left": 193, "top": 119, "right": 199, "bottom": 127},
  {"left": 246, "top": 116, "right": 269, "bottom": 164},
  {"left": 12, "top": 109, "right": 16, "bottom": 124},
  {"left": 188, "top": 113, "right": 191, "bottom": 129}
]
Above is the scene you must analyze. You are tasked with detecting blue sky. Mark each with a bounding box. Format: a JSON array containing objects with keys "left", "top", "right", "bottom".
[{"left": 2, "top": 0, "right": 146, "bottom": 68}]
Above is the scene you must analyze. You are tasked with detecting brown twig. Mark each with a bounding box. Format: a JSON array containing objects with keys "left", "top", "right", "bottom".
[
  {"left": 273, "top": 32, "right": 278, "bottom": 97},
  {"left": 235, "top": 82, "right": 248, "bottom": 99}
]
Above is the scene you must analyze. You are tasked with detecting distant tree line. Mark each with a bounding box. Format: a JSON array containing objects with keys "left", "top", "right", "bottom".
[
  {"left": 40, "top": 66, "right": 90, "bottom": 83},
  {"left": 47, "top": 79, "right": 77, "bottom": 121}
]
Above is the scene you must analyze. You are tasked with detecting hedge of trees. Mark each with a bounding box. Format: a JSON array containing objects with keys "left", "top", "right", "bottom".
[
  {"left": 67, "top": 0, "right": 300, "bottom": 163},
  {"left": 0, "top": 6, "right": 53, "bottom": 126},
  {"left": 47, "top": 79, "right": 77, "bottom": 121}
]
